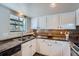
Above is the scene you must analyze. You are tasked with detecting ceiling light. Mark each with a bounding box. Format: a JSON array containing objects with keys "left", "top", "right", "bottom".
[
  {"left": 50, "top": 3, "right": 56, "bottom": 8},
  {"left": 17, "top": 11, "right": 23, "bottom": 16}
]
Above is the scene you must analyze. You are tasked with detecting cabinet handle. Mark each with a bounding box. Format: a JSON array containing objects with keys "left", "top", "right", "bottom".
[
  {"left": 43, "top": 40, "right": 45, "bottom": 42},
  {"left": 29, "top": 45, "right": 32, "bottom": 47},
  {"left": 48, "top": 44, "right": 52, "bottom": 46},
  {"left": 55, "top": 41, "right": 57, "bottom": 44}
]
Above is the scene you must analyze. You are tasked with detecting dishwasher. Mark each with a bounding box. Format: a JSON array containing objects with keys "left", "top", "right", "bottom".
[
  {"left": 11, "top": 44, "right": 22, "bottom": 56},
  {"left": 71, "top": 43, "right": 79, "bottom": 56},
  {"left": 0, "top": 44, "right": 21, "bottom": 56}
]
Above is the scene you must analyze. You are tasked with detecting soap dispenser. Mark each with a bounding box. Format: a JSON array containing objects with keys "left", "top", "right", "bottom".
[{"left": 65, "top": 32, "right": 70, "bottom": 40}]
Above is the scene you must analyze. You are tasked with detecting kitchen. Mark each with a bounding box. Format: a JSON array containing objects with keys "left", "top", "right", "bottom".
[{"left": 0, "top": 3, "right": 79, "bottom": 56}]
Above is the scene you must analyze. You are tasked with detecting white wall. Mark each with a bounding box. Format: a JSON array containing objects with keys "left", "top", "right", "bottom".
[
  {"left": 0, "top": 5, "right": 22, "bottom": 40},
  {"left": 0, "top": 5, "right": 10, "bottom": 35}
]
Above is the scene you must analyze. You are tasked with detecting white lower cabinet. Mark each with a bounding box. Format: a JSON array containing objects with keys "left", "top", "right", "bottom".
[
  {"left": 38, "top": 39, "right": 62, "bottom": 56},
  {"left": 22, "top": 39, "right": 36, "bottom": 56},
  {"left": 36, "top": 39, "right": 41, "bottom": 53},
  {"left": 39, "top": 39, "right": 50, "bottom": 55},
  {"left": 37, "top": 39, "right": 70, "bottom": 56},
  {"left": 22, "top": 40, "right": 32, "bottom": 56},
  {"left": 49, "top": 42, "right": 62, "bottom": 56},
  {"left": 61, "top": 42, "right": 70, "bottom": 56},
  {"left": 22, "top": 38, "right": 70, "bottom": 56},
  {"left": 31, "top": 39, "right": 36, "bottom": 55}
]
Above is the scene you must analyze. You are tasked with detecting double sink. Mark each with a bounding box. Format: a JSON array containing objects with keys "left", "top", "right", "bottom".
[{"left": 17, "top": 36, "right": 35, "bottom": 43}]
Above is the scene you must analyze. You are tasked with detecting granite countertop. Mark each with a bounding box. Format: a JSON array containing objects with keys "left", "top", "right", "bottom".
[
  {"left": 0, "top": 32, "right": 35, "bottom": 53},
  {"left": 36, "top": 36, "right": 69, "bottom": 42},
  {"left": 0, "top": 39, "right": 22, "bottom": 53},
  {"left": 0, "top": 32, "right": 34, "bottom": 41},
  {"left": 0, "top": 37, "right": 35, "bottom": 53}
]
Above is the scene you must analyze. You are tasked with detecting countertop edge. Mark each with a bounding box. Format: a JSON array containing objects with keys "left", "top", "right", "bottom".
[{"left": 0, "top": 32, "right": 34, "bottom": 41}]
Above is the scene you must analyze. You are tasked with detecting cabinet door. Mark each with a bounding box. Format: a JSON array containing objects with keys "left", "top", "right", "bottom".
[
  {"left": 22, "top": 41, "right": 32, "bottom": 56},
  {"left": 47, "top": 41, "right": 62, "bottom": 56},
  {"left": 38, "top": 16, "right": 46, "bottom": 29},
  {"left": 47, "top": 15, "right": 60, "bottom": 29},
  {"left": 39, "top": 39, "right": 50, "bottom": 55},
  {"left": 36, "top": 39, "right": 41, "bottom": 53},
  {"left": 31, "top": 17, "right": 38, "bottom": 29},
  {"left": 56, "top": 41, "right": 70, "bottom": 56},
  {"left": 76, "top": 9, "right": 79, "bottom": 25},
  {"left": 62, "top": 42, "right": 70, "bottom": 56},
  {"left": 60, "top": 12, "right": 75, "bottom": 29},
  {"left": 31, "top": 39, "right": 36, "bottom": 55}
]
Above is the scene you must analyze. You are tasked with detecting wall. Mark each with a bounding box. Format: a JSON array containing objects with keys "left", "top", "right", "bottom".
[
  {"left": 27, "top": 18, "right": 31, "bottom": 32},
  {"left": 0, "top": 5, "right": 22, "bottom": 40},
  {"left": 0, "top": 5, "right": 10, "bottom": 35}
]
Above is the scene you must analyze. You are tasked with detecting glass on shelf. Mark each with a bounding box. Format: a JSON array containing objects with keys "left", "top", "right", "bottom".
[
  {"left": 10, "top": 14, "right": 19, "bottom": 20},
  {"left": 20, "top": 17, "right": 24, "bottom": 21},
  {"left": 10, "top": 25, "right": 16, "bottom": 31},
  {"left": 10, "top": 14, "right": 25, "bottom": 32}
]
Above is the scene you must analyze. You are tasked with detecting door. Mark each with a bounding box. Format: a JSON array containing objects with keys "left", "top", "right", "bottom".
[
  {"left": 60, "top": 12, "right": 75, "bottom": 29},
  {"left": 22, "top": 41, "right": 32, "bottom": 56},
  {"left": 47, "top": 14, "right": 60, "bottom": 29}
]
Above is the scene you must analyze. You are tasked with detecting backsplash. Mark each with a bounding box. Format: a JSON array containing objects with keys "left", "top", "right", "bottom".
[{"left": 33, "top": 29, "right": 79, "bottom": 43}]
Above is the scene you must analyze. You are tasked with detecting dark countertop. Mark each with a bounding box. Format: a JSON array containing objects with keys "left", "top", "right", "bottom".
[
  {"left": 0, "top": 38, "right": 35, "bottom": 53},
  {"left": 0, "top": 39, "right": 22, "bottom": 53},
  {"left": 0, "top": 33, "right": 35, "bottom": 53},
  {"left": 0, "top": 32, "right": 70, "bottom": 54},
  {"left": 0, "top": 32, "right": 35, "bottom": 41},
  {"left": 36, "top": 36, "right": 69, "bottom": 42}
]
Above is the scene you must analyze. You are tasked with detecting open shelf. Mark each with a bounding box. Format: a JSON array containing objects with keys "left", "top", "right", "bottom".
[
  {"left": 10, "top": 15, "right": 24, "bottom": 32},
  {"left": 10, "top": 19, "right": 23, "bottom": 22},
  {"left": 10, "top": 23, "right": 23, "bottom": 26}
]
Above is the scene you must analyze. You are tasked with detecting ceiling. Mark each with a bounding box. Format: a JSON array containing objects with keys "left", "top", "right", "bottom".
[{"left": 1, "top": 3, "right": 79, "bottom": 17}]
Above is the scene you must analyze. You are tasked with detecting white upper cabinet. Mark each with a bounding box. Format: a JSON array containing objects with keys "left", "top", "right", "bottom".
[
  {"left": 47, "top": 14, "right": 60, "bottom": 29},
  {"left": 31, "top": 16, "right": 46, "bottom": 29},
  {"left": 60, "top": 12, "right": 76, "bottom": 29},
  {"left": 31, "top": 17, "right": 38, "bottom": 29},
  {"left": 38, "top": 16, "right": 46, "bottom": 29},
  {"left": 31, "top": 11, "right": 76, "bottom": 29},
  {"left": 76, "top": 9, "right": 79, "bottom": 25}
]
